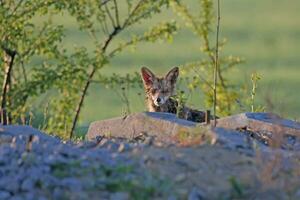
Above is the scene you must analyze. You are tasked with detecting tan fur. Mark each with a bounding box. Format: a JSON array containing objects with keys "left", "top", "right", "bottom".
[{"left": 141, "top": 67, "right": 206, "bottom": 123}]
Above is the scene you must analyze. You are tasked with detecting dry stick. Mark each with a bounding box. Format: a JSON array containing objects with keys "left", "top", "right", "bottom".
[
  {"left": 213, "top": 0, "right": 220, "bottom": 127},
  {"left": 69, "top": 27, "right": 120, "bottom": 139},
  {"left": 192, "top": 68, "right": 214, "bottom": 90},
  {"left": 69, "top": 0, "right": 143, "bottom": 139},
  {"left": 205, "top": 110, "right": 211, "bottom": 124},
  {"left": 105, "top": 3, "right": 116, "bottom": 28},
  {"left": 100, "top": 0, "right": 111, "bottom": 6},
  {"left": 11, "top": 0, "right": 24, "bottom": 15},
  {"left": 113, "top": 0, "right": 120, "bottom": 27},
  {"left": 1, "top": 48, "right": 16, "bottom": 125}
]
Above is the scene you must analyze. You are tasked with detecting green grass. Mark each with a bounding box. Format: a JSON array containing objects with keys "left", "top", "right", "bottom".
[{"left": 36, "top": 0, "right": 300, "bottom": 129}]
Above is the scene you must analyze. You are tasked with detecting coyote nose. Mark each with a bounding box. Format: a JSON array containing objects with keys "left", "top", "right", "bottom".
[{"left": 157, "top": 97, "right": 161, "bottom": 103}]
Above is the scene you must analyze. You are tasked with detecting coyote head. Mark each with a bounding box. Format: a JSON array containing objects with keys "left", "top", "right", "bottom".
[{"left": 141, "top": 67, "right": 179, "bottom": 107}]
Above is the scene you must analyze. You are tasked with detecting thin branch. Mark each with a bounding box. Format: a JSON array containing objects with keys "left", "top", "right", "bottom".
[
  {"left": 122, "top": 0, "right": 144, "bottom": 28},
  {"left": 213, "top": 0, "right": 220, "bottom": 127},
  {"left": 99, "top": 20, "right": 109, "bottom": 35},
  {"left": 70, "top": 0, "right": 149, "bottom": 138},
  {"left": 104, "top": 3, "right": 116, "bottom": 28},
  {"left": 100, "top": 0, "right": 111, "bottom": 6},
  {"left": 192, "top": 68, "right": 214, "bottom": 90},
  {"left": 20, "top": 22, "right": 48, "bottom": 58},
  {"left": 103, "top": 17, "right": 110, "bottom": 34},
  {"left": 11, "top": 0, "right": 25, "bottom": 15},
  {"left": 88, "top": 29, "right": 98, "bottom": 42},
  {"left": 1, "top": 47, "right": 17, "bottom": 125},
  {"left": 113, "top": 0, "right": 120, "bottom": 27},
  {"left": 101, "top": 26, "right": 121, "bottom": 52},
  {"left": 108, "top": 39, "right": 135, "bottom": 57},
  {"left": 98, "top": 0, "right": 113, "bottom": 35},
  {"left": 69, "top": 26, "right": 121, "bottom": 139},
  {"left": 14, "top": 2, "right": 48, "bottom": 19},
  {"left": 20, "top": 59, "right": 28, "bottom": 83}
]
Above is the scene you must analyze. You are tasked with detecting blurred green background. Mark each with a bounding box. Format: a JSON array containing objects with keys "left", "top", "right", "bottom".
[{"left": 37, "top": 0, "right": 300, "bottom": 128}]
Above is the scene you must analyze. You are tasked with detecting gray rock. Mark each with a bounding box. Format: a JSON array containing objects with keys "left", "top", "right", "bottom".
[
  {"left": 110, "top": 192, "right": 130, "bottom": 200},
  {"left": 61, "top": 177, "right": 82, "bottom": 191},
  {"left": 217, "top": 112, "right": 300, "bottom": 137},
  {"left": 9, "top": 196, "right": 24, "bottom": 200},
  {"left": 295, "top": 189, "right": 300, "bottom": 197},
  {"left": 188, "top": 187, "right": 205, "bottom": 200},
  {"left": 210, "top": 127, "right": 267, "bottom": 154},
  {"left": 0, "top": 134, "right": 13, "bottom": 144},
  {"left": 87, "top": 112, "right": 197, "bottom": 142},
  {"left": 24, "top": 192, "right": 36, "bottom": 200},
  {"left": 21, "top": 178, "right": 35, "bottom": 191},
  {"left": 0, "top": 190, "right": 11, "bottom": 199},
  {"left": 53, "top": 187, "right": 65, "bottom": 199},
  {"left": 0, "top": 177, "right": 19, "bottom": 193}
]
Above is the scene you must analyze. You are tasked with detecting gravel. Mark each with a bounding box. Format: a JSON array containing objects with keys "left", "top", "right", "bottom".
[{"left": 0, "top": 125, "right": 300, "bottom": 199}]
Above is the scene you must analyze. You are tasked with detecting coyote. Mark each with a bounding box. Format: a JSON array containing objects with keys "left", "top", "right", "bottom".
[{"left": 141, "top": 67, "right": 206, "bottom": 123}]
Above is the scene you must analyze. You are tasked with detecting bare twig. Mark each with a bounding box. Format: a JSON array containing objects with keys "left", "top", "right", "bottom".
[
  {"left": 26, "top": 135, "right": 34, "bottom": 152},
  {"left": 205, "top": 110, "right": 211, "bottom": 124},
  {"left": 15, "top": 2, "right": 49, "bottom": 19},
  {"left": 192, "top": 67, "right": 214, "bottom": 90},
  {"left": 69, "top": 0, "right": 147, "bottom": 139},
  {"left": 122, "top": 0, "right": 144, "bottom": 28},
  {"left": 213, "top": 0, "right": 220, "bottom": 127},
  {"left": 69, "top": 26, "right": 121, "bottom": 139},
  {"left": 21, "top": 22, "right": 48, "bottom": 58},
  {"left": 1, "top": 47, "right": 17, "bottom": 125},
  {"left": 99, "top": 19, "right": 109, "bottom": 35},
  {"left": 20, "top": 59, "right": 28, "bottom": 83},
  {"left": 113, "top": 0, "right": 120, "bottom": 27},
  {"left": 100, "top": 0, "right": 111, "bottom": 7},
  {"left": 101, "top": 26, "right": 121, "bottom": 52},
  {"left": 11, "top": 0, "right": 25, "bottom": 15},
  {"left": 104, "top": 3, "right": 116, "bottom": 28}
]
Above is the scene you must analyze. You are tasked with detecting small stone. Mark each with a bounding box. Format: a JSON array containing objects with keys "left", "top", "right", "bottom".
[
  {"left": 110, "top": 192, "right": 129, "bottom": 200},
  {"left": 0, "top": 190, "right": 11, "bottom": 199},
  {"left": 175, "top": 173, "right": 186, "bottom": 182},
  {"left": 0, "top": 135, "right": 13, "bottom": 144},
  {"left": 167, "top": 195, "right": 177, "bottom": 200},
  {"left": 21, "top": 178, "right": 34, "bottom": 191},
  {"left": 38, "top": 196, "right": 47, "bottom": 200},
  {"left": 53, "top": 187, "right": 65, "bottom": 199},
  {"left": 9, "top": 196, "right": 23, "bottom": 200},
  {"left": 24, "top": 192, "right": 35, "bottom": 200},
  {"left": 118, "top": 143, "right": 125, "bottom": 152},
  {"left": 188, "top": 187, "right": 205, "bottom": 200},
  {"left": 0, "top": 178, "right": 19, "bottom": 193},
  {"left": 295, "top": 189, "right": 300, "bottom": 197},
  {"left": 61, "top": 177, "right": 82, "bottom": 191}
]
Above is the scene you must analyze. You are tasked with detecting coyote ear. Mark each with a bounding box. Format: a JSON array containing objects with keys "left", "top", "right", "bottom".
[
  {"left": 141, "top": 67, "right": 155, "bottom": 87},
  {"left": 165, "top": 67, "right": 179, "bottom": 85}
]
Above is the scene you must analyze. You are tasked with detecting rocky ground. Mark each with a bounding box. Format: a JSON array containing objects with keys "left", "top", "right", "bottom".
[{"left": 1, "top": 113, "right": 300, "bottom": 200}]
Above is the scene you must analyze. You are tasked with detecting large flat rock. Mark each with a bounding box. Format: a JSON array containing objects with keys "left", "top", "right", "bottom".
[
  {"left": 86, "top": 112, "right": 198, "bottom": 142},
  {"left": 217, "top": 112, "right": 300, "bottom": 136}
]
